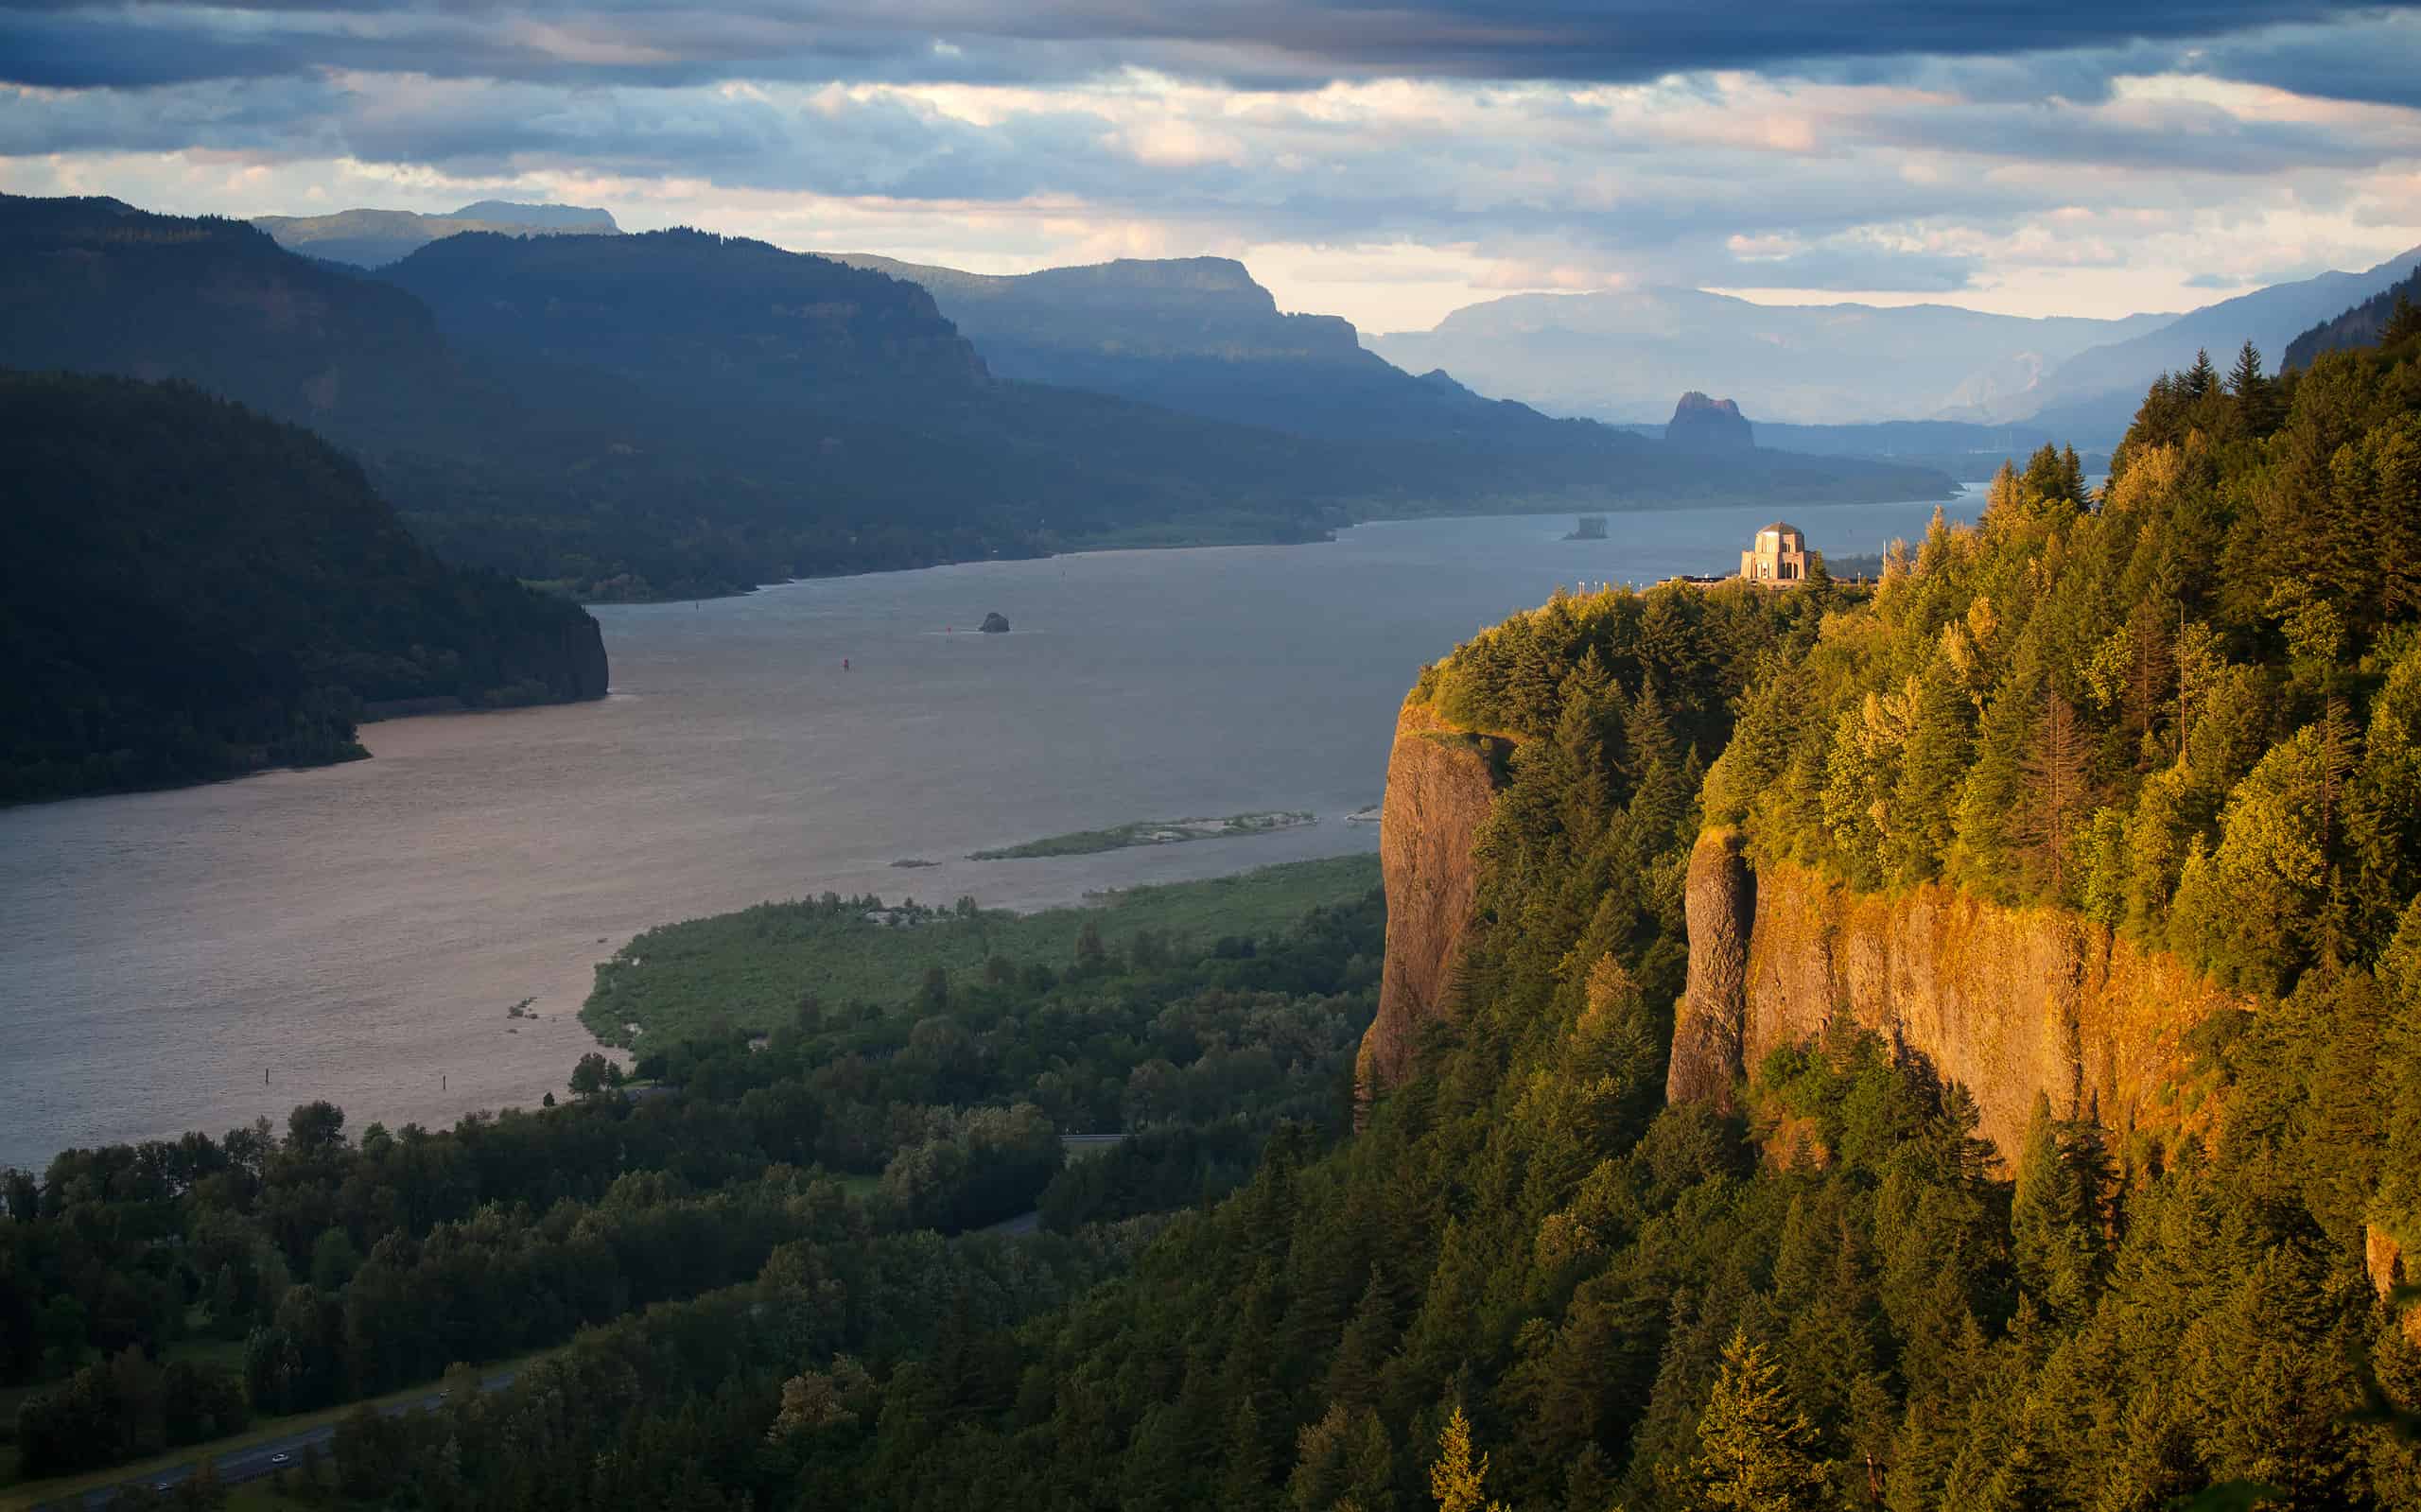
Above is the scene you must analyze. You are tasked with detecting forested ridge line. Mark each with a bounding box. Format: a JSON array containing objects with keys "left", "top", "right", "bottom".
[
  {"left": 0, "top": 371, "right": 606, "bottom": 806},
  {"left": 0, "top": 879, "right": 1382, "bottom": 1494},
  {"left": 197, "top": 327, "right": 2421, "bottom": 1512},
  {"left": 0, "top": 193, "right": 1955, "bottom": 604},
  {"left": 11, "top": 327, "right": 2421, "bottom": 1511}
]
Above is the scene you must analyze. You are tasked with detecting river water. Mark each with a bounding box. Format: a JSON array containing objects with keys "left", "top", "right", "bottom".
[{"left": 0, "top": 496, "right": 1977, "bottom": 1170}]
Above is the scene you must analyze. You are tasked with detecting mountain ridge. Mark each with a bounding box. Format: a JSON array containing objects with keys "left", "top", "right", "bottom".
[
  {"left": 0, "top": 370, "right": 607, "bottom": 805},
  {"left": 2015, "top": 240, "right": 2421, "bottom": 433},
  {"left": 253, "top": 200, "right": 621, "bottom": 268},
  {"left": 1368, "top": 283, "right": 2169, "bottom": 426}
]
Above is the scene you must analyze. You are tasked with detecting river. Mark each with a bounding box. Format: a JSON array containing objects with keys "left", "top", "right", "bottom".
[{"left": 0, "top": 495, "right": 1977, "bottom": 1170}]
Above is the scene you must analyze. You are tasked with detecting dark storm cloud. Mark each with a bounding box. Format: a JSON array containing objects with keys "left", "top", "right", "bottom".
[{"left": 1, "top": 1, "right": 2411, "bottom": 91}]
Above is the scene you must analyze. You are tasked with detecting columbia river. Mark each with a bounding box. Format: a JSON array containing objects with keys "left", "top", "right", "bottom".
[{"left": 0, "top": 497, "right": 1976, "bottom": 1170}]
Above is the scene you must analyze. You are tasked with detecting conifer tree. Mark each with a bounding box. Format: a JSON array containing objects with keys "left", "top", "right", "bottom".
[
  {"left": 2385, "top": 289, "right": 2421, "bottom": 347},
  {"left": 2228, "top": 340, "right": 2273, "bottom": 429},
  {"left": 2009, "top": 1095, "right": 2100, "bottom": 1323},
  {"left": 2016, "top": 689, "right": 2095, "bottom": 897},
  {"left": 1685, "top": 1330, "right": 1830, "bottom": 1511},
  {"left": 1327, "top": 1268, "right": 1399, "bottom": 1409},
  {"left": 1346, "top": 1407, "right": 1399, "bottom": 1512},
  {"left": 2058, "top": 443, "right": 2086, "bottom": 505},
  {"left": 1429, "top": 1405, "right": 1509, "bottom": 1512},
  {"left": 1222, "top": 1398, "right": 1277, "bottom": 1511}
]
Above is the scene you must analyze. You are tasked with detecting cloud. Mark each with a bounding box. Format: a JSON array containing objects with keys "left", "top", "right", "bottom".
[
  {"left": 2, "top": 3, "right": 2418, "bottom": 331},
  {"left": 0, "top": 2, "right": 2408, "bottom": 92}
]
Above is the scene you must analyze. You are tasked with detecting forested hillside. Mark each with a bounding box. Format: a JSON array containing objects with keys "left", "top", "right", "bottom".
[
  {"left": 0, "top": 874, "right": 1382, "bottom": 1488},
  {"left": 10, "top": 340, "right": 2417, "bottom": 1509},
  {"left": 179, "top": 333, "right": 2415, "bottom": 1512},
  {"left": 0, "top": 195, "right": 1954, "bottom": 602},
  {"left": 2287, "top": 272, "right": 2421, "bottom": 371},
  {"left": 0, "top": 374, "right": 606, "bottom": 805}
]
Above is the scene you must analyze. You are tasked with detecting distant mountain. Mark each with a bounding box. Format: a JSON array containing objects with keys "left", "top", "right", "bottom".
[
  {"left": 388, "top": 234, "right": 1954, "bottom": 530},
  {"left": 1367, "top": 287, "right": 2168, "bottom": 426},
  {"left": 2020, "top": 244, "right": 2421, "bottom": 433},
  {"left": 2284, "top": 263, "right": 2421, "bottom": 369},
  {"left": 0, "top": 194, "right": 502, "bottom": 444},
  {"left": 253, "top": 200, "right": 619, "bottom": 268},
  {"left": 827, "top": 252, "right": 1606, "bottom": 447},
  {"left": 0, "top": 371, "right": 605, "bottom": 805},
  {"left": 1665, "top": 392, "right": 1752, "bottom": 450},
  {"left": 2, "top": 194, "right": 1955, "bottom": 600}
]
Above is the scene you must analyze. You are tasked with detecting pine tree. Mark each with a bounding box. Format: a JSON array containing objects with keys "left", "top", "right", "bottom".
[
  {"left": 2021, "top": 443, "right": 2067, "bottom": 507},
  {"left": 2008, "top": 1094, "right": 2100, "bottom": 1323},
  {"left": 1346, "top": 1407, "right": 1399, "bottom": 1512},
  {"left": 1564, "top": 1443, "right": 1617, "bottom": 1512},
  {"left": 1326, "top": 1268, "right": 1399, "bottom": 1409},
  {"left": 1429, "top": 1405, "right": 1508, "bottom": 1512},
  {"left": 1222, "top": 1398, "right": 1277, "bottom": 1510},
  {"left": 2016, "top": 689, "right": 2095, "bottom": 897},
  {"left": 2228, "top": 340, "right": 2273, "bottom": 430},
  {"left": 1685, "top": 1329, "right": 1830, "bottom": 1511},
  {"left": 2184, "top": 348, "right": 2220, "bottom": 399},
  {"left": 2385, "top": 288, "right": 2421, "bottom": 347},
  {"left": 2317, "top": 693, "right": 2360, "bottom": 857}
]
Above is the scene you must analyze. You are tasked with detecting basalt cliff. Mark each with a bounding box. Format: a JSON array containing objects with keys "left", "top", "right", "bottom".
[
  {"left": 1353, "top": 700, "right": 1507, "bottom": 1107},
  {"left": 1663, "top": 828, "right": 2233, "bottom": 1163},
  {"left": 1359, "top": 720, "right": 2238, "bottom": 1169}
]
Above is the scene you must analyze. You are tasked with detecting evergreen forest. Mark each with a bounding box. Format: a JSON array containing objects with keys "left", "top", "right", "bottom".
[
  {"left": 0, "top": 194, "right": 1954, "bottom": 602},
  {"left": 7, "top": 321, "right": 2421, "bottom": 1510},
  {"left": 0, "top": 373, "right": 607, "bottom": 805}
]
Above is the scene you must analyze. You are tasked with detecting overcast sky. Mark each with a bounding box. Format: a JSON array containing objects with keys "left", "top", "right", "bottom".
[{"left": 4, "top": 2, "right": 2419, "bottom": 331}]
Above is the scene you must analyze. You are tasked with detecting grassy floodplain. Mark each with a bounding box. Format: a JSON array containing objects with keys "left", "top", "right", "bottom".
[
  {"left": 967, "top": 809, "right": 1316, "bottom": 860},
  {"left": 581, "top": 852, "right": 1379, "bottom": 1047}
]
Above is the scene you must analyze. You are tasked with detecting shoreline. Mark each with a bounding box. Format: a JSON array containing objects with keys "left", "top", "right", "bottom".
[{"left": 566, "top": 484, "right": 1966, "bottom": 607}]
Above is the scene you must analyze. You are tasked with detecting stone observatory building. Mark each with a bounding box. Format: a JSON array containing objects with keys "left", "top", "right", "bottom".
[{"left": 1739, "top": 522, "right": 1810, "bottom": 583}]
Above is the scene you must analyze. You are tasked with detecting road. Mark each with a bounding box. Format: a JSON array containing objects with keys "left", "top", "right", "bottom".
[{"left": 56, "top": 1368, "right": 521, "bottom": 1509}]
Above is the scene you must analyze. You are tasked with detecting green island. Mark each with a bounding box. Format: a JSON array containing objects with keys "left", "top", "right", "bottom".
[
  {"left": 967, "top": 808, "right": 1317, "bottom": 860},
  {"left": 581, "top": 852, "right": 1376, "bottom": 1046}
]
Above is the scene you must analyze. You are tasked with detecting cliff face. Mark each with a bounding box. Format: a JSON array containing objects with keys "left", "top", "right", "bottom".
[
  {"left": 1665, "top": 829, "right": 1756, "bottom": 1108},
  {"left": 1667, "top": 831, "right": 2233, "bottom": 1162},
  {"left": 2366, "top": 1226, "right": 2421, "bottom": 1347},
  {"left": 1356, "top": 701, "right": 1507, "bottom": 1104}
]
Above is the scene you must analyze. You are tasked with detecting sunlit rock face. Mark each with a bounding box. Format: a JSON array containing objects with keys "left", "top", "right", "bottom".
[
  {"left": 1355, "top": 700, "right": 1506, "bottom": 1111},
  {"left": 1666, "top": 831, "right": 2236, "bottom": 1166}
]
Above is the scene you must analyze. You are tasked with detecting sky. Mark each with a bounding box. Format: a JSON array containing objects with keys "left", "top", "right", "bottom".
[{"left": 3, "top": 3, "right": 2419, "bottom": 333}]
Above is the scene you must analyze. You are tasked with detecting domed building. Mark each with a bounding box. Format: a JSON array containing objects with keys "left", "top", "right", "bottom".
[{"left": 1739, "top": 521, "right": 1809, "bottom": 584}]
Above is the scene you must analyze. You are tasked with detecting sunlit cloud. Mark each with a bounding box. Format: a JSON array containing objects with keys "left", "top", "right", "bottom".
[{"left": 2, "top": 4, "right": 2417, "bottom": 328}]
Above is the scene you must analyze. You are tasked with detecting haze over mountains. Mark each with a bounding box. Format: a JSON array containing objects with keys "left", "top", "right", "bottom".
[
  {"left": 831, "top": 251, "right": 1663, "bottom": 449},
  {"left": 246, "top": 195, "right": 2420, "bottom": 461},
  {"left": 1, "top": 192, "right": 1952, "bottom": 606},
  {"left": 1368, "top": 288, "right": 2168, "bottom": 427},
  {"left": 253, "top": 200, "right": 621, "bottom": 269},
  {"left": 1370, "top": 246, "right": 2421, "bottom": 441}
]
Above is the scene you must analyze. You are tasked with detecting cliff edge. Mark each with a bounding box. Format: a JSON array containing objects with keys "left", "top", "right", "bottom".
[
  {"left": 1666, "top": 830, "right": 2235, "bottom": 1162},
  {"left": 1355, "top": 700, "right": 1507, "bottom": 1109},
  {"left": 1665, "top": 828, "right": 1756, "bottom": 1109}
]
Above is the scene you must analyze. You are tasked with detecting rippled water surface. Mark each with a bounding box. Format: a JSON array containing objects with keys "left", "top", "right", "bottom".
[{"left": 0, "top": 495, "right": 1977, "bottom": 1169}]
